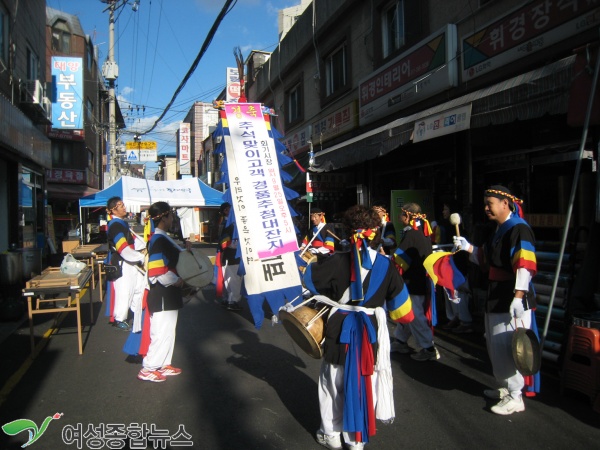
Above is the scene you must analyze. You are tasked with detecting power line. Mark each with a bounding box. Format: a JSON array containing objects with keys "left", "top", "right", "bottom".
[{"left": 140, "top": 0, "right": 237, "bottom": 135}]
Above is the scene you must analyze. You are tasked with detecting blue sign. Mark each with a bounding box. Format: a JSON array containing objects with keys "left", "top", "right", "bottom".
[{"left": 51, "top": 57, "right": 84, "bottom": 130}]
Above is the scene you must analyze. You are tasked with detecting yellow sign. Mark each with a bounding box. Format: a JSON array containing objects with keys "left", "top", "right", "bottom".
[{"left": 126, "top": 141, "right": 157, "bottom": 150}]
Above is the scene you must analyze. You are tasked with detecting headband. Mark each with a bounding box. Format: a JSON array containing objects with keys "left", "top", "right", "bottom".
[
  {"left": 484, "top": 189, "right": 523, "bottom": 205},
  {"left": 485, "top": 189, "right": 524, "bottom": 218},
  {"left": 402, "top": 208, "right": 433, "bottom": 237}
]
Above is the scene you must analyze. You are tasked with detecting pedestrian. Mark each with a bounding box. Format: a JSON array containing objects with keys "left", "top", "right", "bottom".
[
  {"left": 216, "top": 202, "right": 243, "bottom": 311},
  {"left": 453, "top": 185, "right": 537, "bottom": 415},
  {"left": 371, "top": 205, "right": 396, "bottom": 255},
  {"left": 391, "top": 203, "right": 439, "bottom": 361},
  {"left": 301, "top": 204, "right": 413, "bottom": 450},
  {"left": 137, "top": 201, "right": 184, "bottom": 382},
  {"left": 300, "top": 207, "right": 335, "bottom": 255},
  {"left": 106, "top": 196, "right": 146, "bottom": 331},
  {"left": 438, "top": 201, "right": 473, "bottom": 334}
]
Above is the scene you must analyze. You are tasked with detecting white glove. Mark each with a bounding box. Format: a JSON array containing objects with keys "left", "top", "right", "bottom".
[
  {"left": 510, "top": 297, "right": 525, "bottom": 319},
  {"left": 453, "top": 236, "right": 472, "bottom": 252}
]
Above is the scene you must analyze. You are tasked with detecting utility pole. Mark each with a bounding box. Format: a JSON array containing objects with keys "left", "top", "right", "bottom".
[
  {"left": 101, "top": 0, "right": 138, "bottom": 184},
  {"left": 101, "top": 0, "right": 119, "bottom": 185}
]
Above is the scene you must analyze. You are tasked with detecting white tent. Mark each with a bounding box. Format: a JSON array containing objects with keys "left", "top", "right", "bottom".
[{"left": 79, "top": 176, "right": 224, "bottom": 212}]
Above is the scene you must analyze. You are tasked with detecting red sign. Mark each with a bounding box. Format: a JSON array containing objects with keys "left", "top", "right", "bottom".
[
  {"left": 46, "top": 168, "right": 86, "bottom": 184},
  {"left": 47, "top": 128, "right": 85, "bottom": 141},
  {"left": 227, "top": 82, "right": 241, "bottom": 100}
]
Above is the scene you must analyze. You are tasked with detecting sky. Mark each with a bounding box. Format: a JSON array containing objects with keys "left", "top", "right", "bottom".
[{"left": 45, "top": 0, "right": 295, "bottom": 177}]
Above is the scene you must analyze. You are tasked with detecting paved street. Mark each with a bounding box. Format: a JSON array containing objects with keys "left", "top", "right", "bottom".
[{"left": 1, "top": 248, "right": 599, "bottom": 449}]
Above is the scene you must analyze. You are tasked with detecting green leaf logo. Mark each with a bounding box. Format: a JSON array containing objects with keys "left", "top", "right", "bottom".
[{"left": 2, "top": 413, "right": 63, "bottom": 447}]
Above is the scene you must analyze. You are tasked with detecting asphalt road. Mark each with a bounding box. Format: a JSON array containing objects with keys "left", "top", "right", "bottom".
[{"left": 1, "top": 253, "right": 599, "bottom": 449}]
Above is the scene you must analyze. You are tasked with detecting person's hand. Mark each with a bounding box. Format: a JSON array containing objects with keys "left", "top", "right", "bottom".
[
  {"left": 174, "top": 278, "right": 185, "bottom": 288},
  {"left": 510, "top": 297, "right": 525, "bottom": 319},
  {"left": 453, "top": 236, "right": 472, "bottom": 252}
]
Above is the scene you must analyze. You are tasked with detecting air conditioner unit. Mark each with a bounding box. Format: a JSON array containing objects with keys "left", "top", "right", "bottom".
[
  {"left": 20, "top": 79, "right": 44, "bottom": 105},
  {"left": 42, "top": 96, "right": 52, "bottom": 120}
]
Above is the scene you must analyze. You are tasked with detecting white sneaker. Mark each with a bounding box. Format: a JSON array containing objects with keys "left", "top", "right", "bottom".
[
  {"left": 316, "top": 431, "right": 342, "bottom": 450},
  {"left": 490, "top": 395, "right": 525, "bottom": 415},
  {"left": 346, "top": 443, "right": 365, "bottom": 450},
  {"left": 390, "top": 340, "right": 411, "bottom": 354},
  {"left": 484, "top": 387, "right": 509, "bottom": 400}
]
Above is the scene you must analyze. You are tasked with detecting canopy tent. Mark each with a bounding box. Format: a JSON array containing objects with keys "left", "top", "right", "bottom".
[{"left": 79, "top": 176, "right": 224, "bottom": 211}]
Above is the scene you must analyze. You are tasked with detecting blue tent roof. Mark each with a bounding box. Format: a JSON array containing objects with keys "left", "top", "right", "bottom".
[{"left": 79, "top": 177, "right": 224, "bottom": 208}]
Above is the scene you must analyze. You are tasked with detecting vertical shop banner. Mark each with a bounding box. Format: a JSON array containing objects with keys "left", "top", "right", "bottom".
[
  {"left": 224, "top": 103, "right": 300, "bottom": 296},
  {"left": 178, "top": 123, "right": 191, "bottom": 175},
  {"left": 226, "top": 67, "right": 241, "bottom": 102},
  {"left": 51, "top": 57, "right": 83, "bottom": 129}
]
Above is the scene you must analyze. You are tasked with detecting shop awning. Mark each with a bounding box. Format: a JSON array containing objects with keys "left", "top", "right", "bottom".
[
  {"left": 46, "top": 183, "right": 100, "bottom": 202},
  {"left": 314, "top": 55, "right": 576, "bottom": 171}
]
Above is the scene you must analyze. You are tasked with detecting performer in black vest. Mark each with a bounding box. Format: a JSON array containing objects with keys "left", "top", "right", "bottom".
[
  {"left": 454, "top": 185, "right": 538, "bottom": 415},
  {"left": 137, "top": 202, "right": 184, "bottom": 383}
]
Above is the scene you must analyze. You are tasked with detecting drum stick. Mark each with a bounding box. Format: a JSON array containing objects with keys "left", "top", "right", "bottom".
[
  {"left": 326, "top": 229, "right": 341, "bottom": 241},
  {"left": 450, "top": 213, "right": 461, "bottom": 237},
  {"left": 300, "top": 222, "right": 324, "bottom": 257}
]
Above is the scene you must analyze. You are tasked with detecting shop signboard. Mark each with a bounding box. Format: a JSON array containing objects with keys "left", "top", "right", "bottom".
[
  {"left": 462, "top": 2, "right": 600, "bottom": 81},
  {"left": 358, "top": 25, "right": 458, "bottom": 126}
]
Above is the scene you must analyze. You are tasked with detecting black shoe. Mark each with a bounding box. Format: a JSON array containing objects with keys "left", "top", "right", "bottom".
[{"left": 227, "top": 302, "right": 243, "bottom": 311}]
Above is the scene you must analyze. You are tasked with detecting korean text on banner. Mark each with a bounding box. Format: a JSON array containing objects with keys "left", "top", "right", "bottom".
[{"left": 224, "top": 103, "right": 299, "bottom": 260}]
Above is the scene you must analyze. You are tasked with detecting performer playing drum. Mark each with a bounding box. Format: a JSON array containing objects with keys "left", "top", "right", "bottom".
[
  {"left": 301, "top": 205, "right": 414, "bottom": 450},
  {"left": 300, "top": 207, "right": 335, "bottom": 255}
]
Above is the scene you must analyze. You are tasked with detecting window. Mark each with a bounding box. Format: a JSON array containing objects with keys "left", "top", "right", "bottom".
[
  {"left": 52, "top": 141, "right": 73, "bottom": 167},
  {"left": 51, "top": 20, "right": 71, "bottom": 54},
  {"left": 325, "top": 44, "right": 347, "bottom": 97},
  {"left": 88, "top": 148, "right": 94, "bottom": 171},
  {"left": 85, "top": 98, "right": 93, "bottom": 122},
  {"left": 286, "top": 82, "right": 303, "bottom": 125},
  {"left": 26, "top": 47, "right": 39, "bottom": 80},
  {"left": 86, "top": 39, "right": 94, "bottom": 71},
  {"left": 0, "top": 5, "right": 8, "bottom": 64},
  {"left": 382, "top": 1, "right": 405, "bottom": 58}
]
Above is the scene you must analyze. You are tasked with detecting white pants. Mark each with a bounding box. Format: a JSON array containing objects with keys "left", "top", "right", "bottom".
[
  {"left": 224, "top": 263, "right": 242, "bottom": 304},
  {"left": 394, "top": 294, "right": 434, "bottom": 349},
  {"left": 318, "top": 361, "right": 377, "bottom": 446},
  {"left": 445, "top": 291, "right": 473, "bottom": 324},
  {"left": 143, "top": 309, "right": 179, "bottom": 371},
  {"left": 112, "top": 262, "right": 146, "bottom": 322},
  {"left": 484, "top": 310, "right": 532, "bottom": 398}
]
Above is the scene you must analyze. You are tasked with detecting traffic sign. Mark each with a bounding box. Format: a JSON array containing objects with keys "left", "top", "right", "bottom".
[{"left": 126, "top": 150, "right": 139, "bottom": 162}]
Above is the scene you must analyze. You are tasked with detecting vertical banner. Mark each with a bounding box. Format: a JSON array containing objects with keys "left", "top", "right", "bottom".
[
  {"left": 179, "top": 123, "right": 191, "bottom": 175},
  {"left": 226, "top": 67, "right": 241, "bottom": 102},
  {"left": 224, "top": 103, "right": 301, "bottom": 297},
  {"left": 51, "top": 57, "right": 84, "bottom": 129}
]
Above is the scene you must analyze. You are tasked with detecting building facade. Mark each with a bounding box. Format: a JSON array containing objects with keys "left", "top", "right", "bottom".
[
  {"left": 45, "top": 7, "right": 106, "bottom": 244},
  {"left": 0, "top": 0, "right": 51, "bottom": 252},
  {"left": 247, "top": 0, "right": 600, "bottom": 364},
  {"left": 182, "top": 101, "right": 218, "bottom": 182}
]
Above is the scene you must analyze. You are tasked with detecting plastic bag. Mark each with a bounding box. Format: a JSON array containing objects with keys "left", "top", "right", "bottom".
[{"left": 60, "top": 253, "right": 87, "bottom": 275}]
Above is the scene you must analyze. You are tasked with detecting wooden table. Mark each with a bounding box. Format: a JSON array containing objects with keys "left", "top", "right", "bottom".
[
  {"left": 70, "top": 244, "right": 108, "bottom": 300},
  {"left": 23, "top": 267, "right": 94, "bottom": 357}
]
